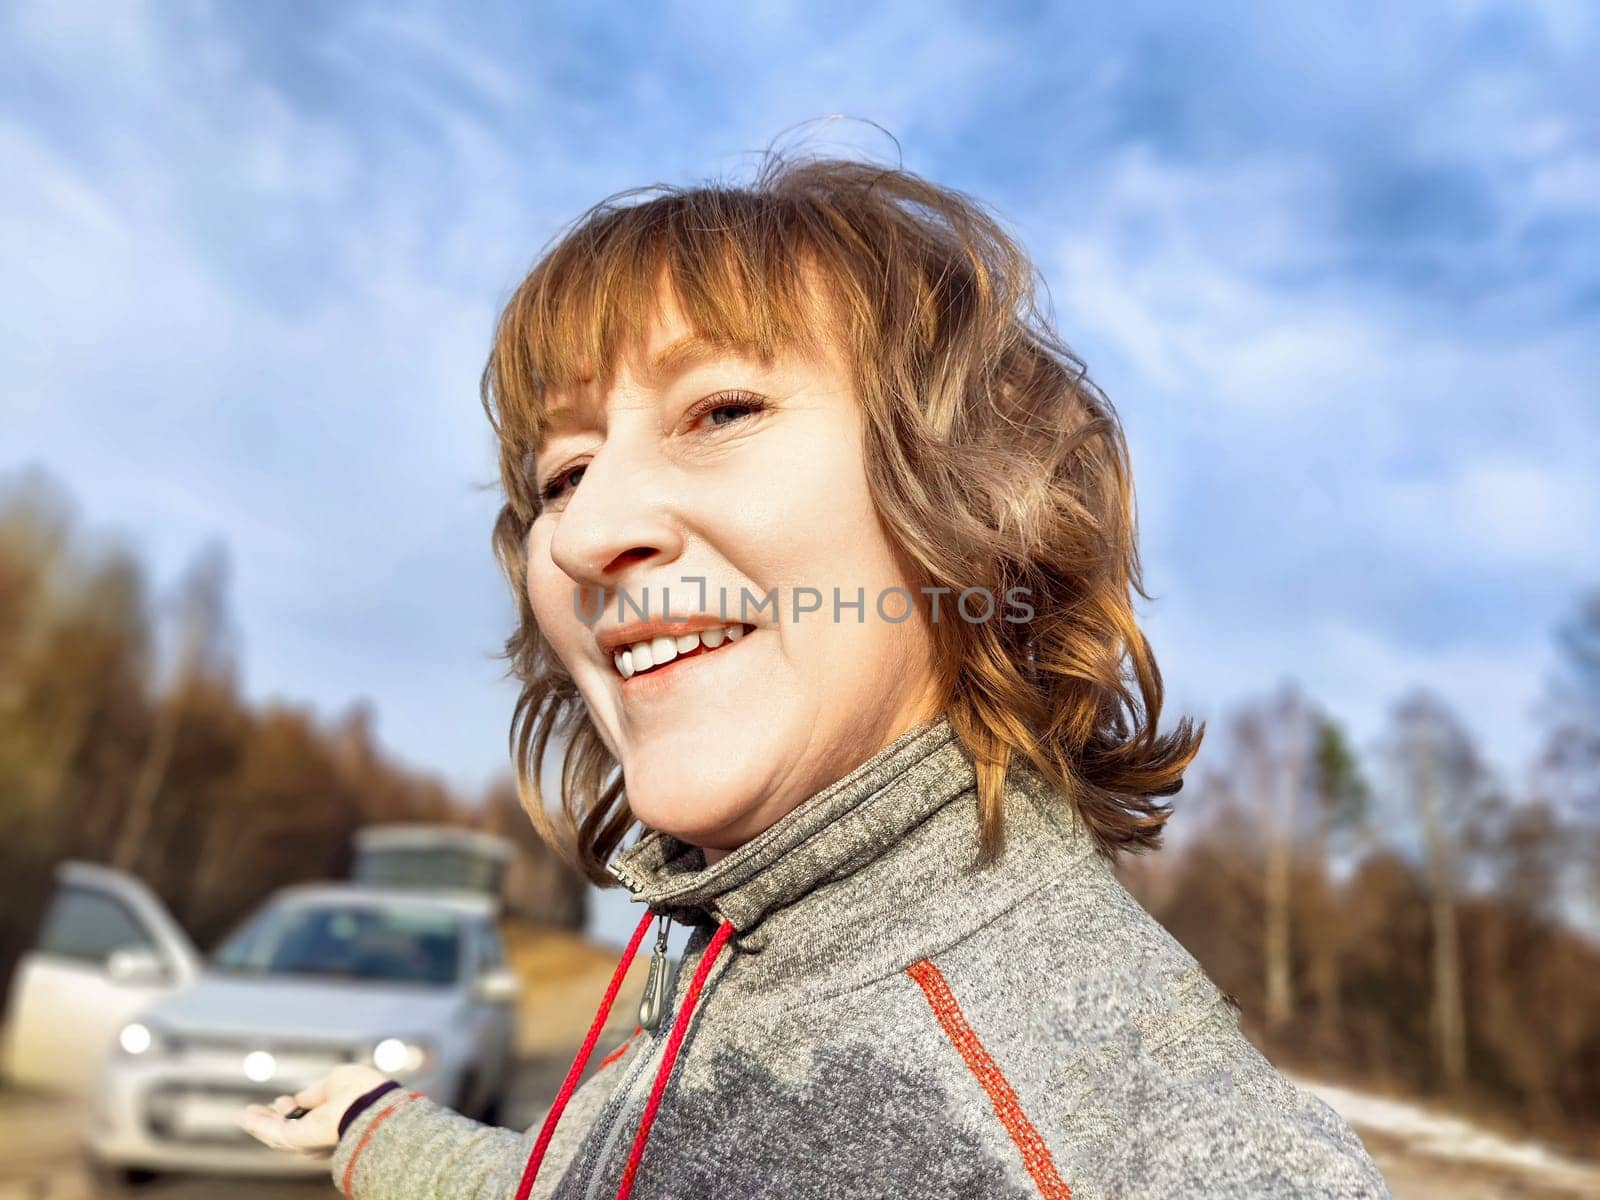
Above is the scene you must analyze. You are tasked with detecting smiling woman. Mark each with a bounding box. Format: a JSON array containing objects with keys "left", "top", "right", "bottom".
[
  {"left": 519, "top": 268, "right": 949, "bottom": 858},
  {"left": 237, "top": 150, "right": 1393, "bottom": 1198}
]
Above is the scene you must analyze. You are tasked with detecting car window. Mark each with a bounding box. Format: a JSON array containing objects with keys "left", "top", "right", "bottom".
[
  {"left": 36, "top": 885, "right": 156, "bottom": 965},
  {"left": 210, "top": 902, "right": 463, "bottom": 986}
]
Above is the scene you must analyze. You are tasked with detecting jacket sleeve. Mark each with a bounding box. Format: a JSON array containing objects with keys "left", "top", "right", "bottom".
[
  {"left": 327, "top": 1042, "right": 638, "bottom": 1200},
  {"left": 1090, "top": 995, "right": 1394, "bottom": 1199},
  {"left": 328, "top": 1091, "right": 533, "bottom": 1200}
]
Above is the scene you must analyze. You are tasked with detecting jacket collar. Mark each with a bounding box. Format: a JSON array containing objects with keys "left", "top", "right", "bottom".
[{"left": 606, "top": 713, "right": 974, "bottom": 933}]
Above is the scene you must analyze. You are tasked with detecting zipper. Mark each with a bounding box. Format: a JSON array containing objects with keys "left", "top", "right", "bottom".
[
  {"left": 606, "top": 855, "right": 648, "bottom": 896},
  {"left": 578, "top": 1010, "right": 672, "bottom": 1200},
  {"left": 574, "top": 923, "right": 732, "bottom": 1200},
  {"left": 564, "top": 856, "right": 658, "bottom": 1200},
  {"left": 607, "top": 858, "right": 673, "bottom": 1033}
]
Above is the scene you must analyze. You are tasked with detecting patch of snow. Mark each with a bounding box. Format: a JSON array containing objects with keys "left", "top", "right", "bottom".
[{"left": 1287, "top": 1071, "right": 1600, "bottom": 1191}]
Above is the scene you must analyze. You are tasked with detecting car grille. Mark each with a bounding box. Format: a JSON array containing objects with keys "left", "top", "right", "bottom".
[
  {"left": 139, "top": 1035, "right": 368, "bottom": 1147},
  {"left": 142, "top": 1081, "right": 286, "bottom": 1147}
]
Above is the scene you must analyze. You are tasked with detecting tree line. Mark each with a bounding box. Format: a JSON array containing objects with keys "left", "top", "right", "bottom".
[
  {"left": 1119, "top": 634, "right": 1600, "bottom": 1155},
  {"left": 0, "top": 465, "right": 585, "bottom": 998}
]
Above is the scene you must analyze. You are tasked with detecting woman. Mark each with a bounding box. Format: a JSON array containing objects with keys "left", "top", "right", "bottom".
[{"left": 239, "top": 154, "right": 1392, "bottom": 1198}]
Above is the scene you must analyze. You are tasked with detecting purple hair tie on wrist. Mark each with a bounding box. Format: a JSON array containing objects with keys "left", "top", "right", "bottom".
[{"left": 338, "top": 1079, "right": 403, "bottom": 1140}]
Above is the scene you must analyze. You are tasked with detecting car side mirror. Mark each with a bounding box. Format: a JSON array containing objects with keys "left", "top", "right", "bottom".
[
  {"left": 105, "top": 945, "right": 169, "bottom": 987},
  {"left": 473, "top": 965, "right": 520, "bottom": 1005}
]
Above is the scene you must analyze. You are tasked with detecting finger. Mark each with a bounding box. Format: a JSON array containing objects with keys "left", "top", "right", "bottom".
[
  {"left": 292, "top": 1075, "right": 331, "bottom": 1108},
  {"left": 270, "top": 1095, "right": 298, "bottom": 1116}
]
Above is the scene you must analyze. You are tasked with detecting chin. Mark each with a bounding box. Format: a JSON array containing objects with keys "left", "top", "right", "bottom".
[{"left": 623, "top": 750, "right": 766, "bottom": 846}]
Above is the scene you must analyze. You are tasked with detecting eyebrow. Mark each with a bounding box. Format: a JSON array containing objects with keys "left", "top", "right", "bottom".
[
  {"left": 537, "top": 334, "right": 755, "bottom": 445},
  {"left": 643, "top": 332, "right": 737, "bottom": 382}
]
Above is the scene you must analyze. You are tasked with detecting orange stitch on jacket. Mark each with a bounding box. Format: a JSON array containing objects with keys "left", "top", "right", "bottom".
[
  {"left": 906, "top": 958, "right": 1072, "bottom": 1200},
  {"left": 340, "top": 1090, "right": 425, "bottom": 1196},
  {"left": 598, "top": 1023, "right": 645, "bottom": 1070}
]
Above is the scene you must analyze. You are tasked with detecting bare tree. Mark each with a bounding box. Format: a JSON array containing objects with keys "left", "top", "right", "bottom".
[
  {"left": 1263, "top": 683, "right": 1315, "bottom": 1032},
  {"left": 111, "top": 540, "right": 235, "bottom": 872},
  {"left": 1532, "top": 586, "right": 1600, "bottom": 935},
  {"left": 1227, "top": 684, "right": 1318, "bottom": 1034},
  {"left": 1380, "top": 688, "right": 1496, "bottom": 1095}
]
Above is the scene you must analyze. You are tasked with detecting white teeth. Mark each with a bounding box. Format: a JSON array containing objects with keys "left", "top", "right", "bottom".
[{"left": 614, "top": 625, "right": 750, "bottom": 679}]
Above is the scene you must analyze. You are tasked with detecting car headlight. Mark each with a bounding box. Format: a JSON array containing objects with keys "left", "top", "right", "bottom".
[
  {"left": 117, "top": 1020, "right": 170, "bottom": 1059},
  {"left": 369, "top": 1036, "right": 434, "bottom": 1075}
]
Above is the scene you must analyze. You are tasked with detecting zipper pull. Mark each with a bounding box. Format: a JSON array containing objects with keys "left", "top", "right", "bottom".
[
  {"left": 607, "top": 855, "right": 646, "bottom": 896},
  {"left": 637, "top": 912, "right": 673, "bottom": 1032}
]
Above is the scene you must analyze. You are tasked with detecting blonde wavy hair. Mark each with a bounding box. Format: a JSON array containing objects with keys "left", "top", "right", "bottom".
[{"left": 483, "top": 151, "right": 1203, "bottom": 885}]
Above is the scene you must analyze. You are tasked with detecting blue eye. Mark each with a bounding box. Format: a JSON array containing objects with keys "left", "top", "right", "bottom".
[
  {"left": 539, "top": 465, "right": 583, "bottom": 503},
  {"left": 693, "top": 391, "right": 768, "bottom": 429}
]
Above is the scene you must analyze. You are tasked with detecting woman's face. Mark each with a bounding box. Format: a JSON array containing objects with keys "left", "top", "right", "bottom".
[{"left": 524, "top": 283, "right": 942, "bottom": 857}]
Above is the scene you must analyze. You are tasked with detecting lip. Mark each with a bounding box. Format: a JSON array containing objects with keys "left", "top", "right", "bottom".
[
  {"left": 595, "top": 614, "right": 753, "bottom": 658},
  {"left": 615, "top": 625, "right": 755, "bottom": 698}
]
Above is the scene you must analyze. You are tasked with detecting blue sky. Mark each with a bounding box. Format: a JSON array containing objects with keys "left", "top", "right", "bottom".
[{"left": 4, "top": 2, "right": 1596, "bottom": 940}]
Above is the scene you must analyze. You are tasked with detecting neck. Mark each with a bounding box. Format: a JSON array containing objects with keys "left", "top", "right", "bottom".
[{"left": 609, "top": 713, "right": 1096, "bottom": 972}]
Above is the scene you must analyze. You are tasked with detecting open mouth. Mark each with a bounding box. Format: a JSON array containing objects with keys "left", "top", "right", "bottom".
[{"left": 612, "top": 623, "right": 756, "bottom": 680}]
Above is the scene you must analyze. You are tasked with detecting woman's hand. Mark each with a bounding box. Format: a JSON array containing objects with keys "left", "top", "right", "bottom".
[{"left": 234, "top": 1063, "right": 392, "bottom": 1157}]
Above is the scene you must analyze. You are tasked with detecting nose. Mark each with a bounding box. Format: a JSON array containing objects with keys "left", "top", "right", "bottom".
[{"left": 545, "top": 434, "right": 684, "bottom": 596}]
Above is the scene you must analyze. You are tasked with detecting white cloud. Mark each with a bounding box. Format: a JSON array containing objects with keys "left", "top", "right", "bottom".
[{"left": 1036, "top": 132, "right": 1598, "bottom": 782}]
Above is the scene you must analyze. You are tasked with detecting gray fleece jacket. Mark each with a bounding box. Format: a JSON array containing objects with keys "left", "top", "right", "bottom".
[{"left": 328, "top": 714, "right": 1393, "bottom": 1199}]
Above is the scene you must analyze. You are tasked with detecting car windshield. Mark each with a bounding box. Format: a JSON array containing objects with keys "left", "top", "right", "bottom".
[{"left": 209, "top": 901, "right": 462, "bottom": 987}]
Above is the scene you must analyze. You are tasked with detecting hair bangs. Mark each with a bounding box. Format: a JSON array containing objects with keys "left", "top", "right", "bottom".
[{"left": 490, "top": 193, "right": 833, "bottom": 476}]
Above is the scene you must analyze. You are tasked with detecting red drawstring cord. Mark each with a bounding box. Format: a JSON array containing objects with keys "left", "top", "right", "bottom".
[
  {"left": 514, "top": 908, "right": 655, "bottom": 1200},
  {"left": 512, "top": 910, "right": 736, "bottom": 1200},
  {"left": 613, "top": 918, "right": 735, "bottom": 1200}
]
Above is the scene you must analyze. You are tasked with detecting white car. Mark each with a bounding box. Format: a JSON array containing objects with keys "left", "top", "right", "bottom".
[{"left": 1, "top": 863, "right": 521, "bottom": 1184}]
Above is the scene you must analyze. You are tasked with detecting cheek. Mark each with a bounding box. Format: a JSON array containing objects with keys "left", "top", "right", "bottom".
[
  {"left": 523, "top": 526, "right": 555, "bottom": 616},
  {"left": 723, "top": 429, "right": 924, "bottom": 671},
  {"left": 719, "top": 422, "right": 891, "bottom": 586}
]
